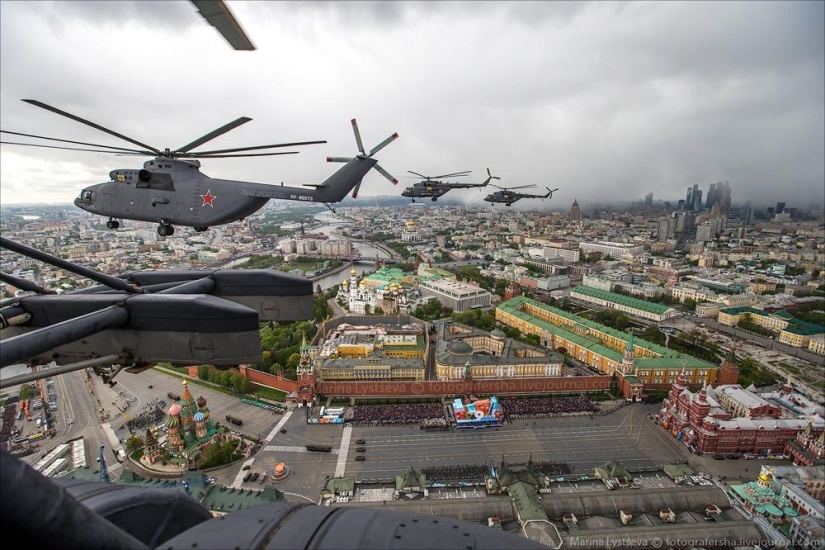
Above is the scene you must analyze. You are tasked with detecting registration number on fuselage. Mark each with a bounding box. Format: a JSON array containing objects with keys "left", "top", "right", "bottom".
[{"left": 240, "top": 189, "right": 315, "bottom": 201}]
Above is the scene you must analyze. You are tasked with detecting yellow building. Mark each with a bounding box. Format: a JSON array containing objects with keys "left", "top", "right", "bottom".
[
  {"left": 318, "top": 357, "right": 425, "bottom": 381},
  {"left": 496, "top": 297, "right": 717, "bottom": 388},
  {"left": 434, "top": 322, "right": 563, "bottom": 381},
  {"left": 808, "top": 335, "right": 825, "bottom": 355}
]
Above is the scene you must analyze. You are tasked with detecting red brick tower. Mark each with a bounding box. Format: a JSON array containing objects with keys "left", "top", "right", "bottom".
[
  {"left": 716, "top": 347, "right": 740, "bottom": 386},
  {"left": 688, "top": 382, "right": 711, "bottom": 426},
  {"left": 296, "top": 332, "right": 316, "bottom": 404}
]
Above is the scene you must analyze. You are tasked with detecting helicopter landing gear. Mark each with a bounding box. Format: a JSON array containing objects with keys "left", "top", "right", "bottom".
[
  {"left": 106, "top": 219, "right": 120, "bottom": 230},
  {"left": 194, "top": 226, "right": 208, "bottom": 232},
  {"left": 431, "top": 197, "right": 437, "bottom": 202},
  {"left": 411, "top": 199, "right": 416, "bottom": 203},
  {"left": 157, "top": 223, "right": 174, "bottom": 237},
  {"left": 506, "top": 203, "right": 512, "bottom": 207}
]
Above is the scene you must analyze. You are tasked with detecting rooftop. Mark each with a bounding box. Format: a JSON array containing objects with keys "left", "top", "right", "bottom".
[{"left": 570, "top": 285, "right": 674, "bottom": 315}]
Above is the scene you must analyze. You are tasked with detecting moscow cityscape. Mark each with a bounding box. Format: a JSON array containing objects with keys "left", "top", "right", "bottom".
[
  {"left": 1, "top": 1, "right": 823, "bottom": 550},
  {"left": 2, "top": 179, "right": 824, "bottom": 549}
]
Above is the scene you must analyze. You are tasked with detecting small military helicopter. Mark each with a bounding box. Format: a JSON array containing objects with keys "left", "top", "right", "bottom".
[
  {"left": 1, "top": 100, "right": 398, "bottom": 236},
  {"left": 483, "top": 184, "right": 559, "bottom": 206},
  {"left": 401, "top": 168, "right": 499, "bottom": 202}
]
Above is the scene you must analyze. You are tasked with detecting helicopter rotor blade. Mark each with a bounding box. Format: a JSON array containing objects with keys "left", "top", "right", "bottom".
[
  {"left": 188, "top": 140, "right": 327, "bottom": 156},
  {"left": 351, "top": 119, "right": 365, "bottom": 156},
  {"left": 185, "top": 151, "right": 299, "bottom": 158},
  {"left": 432, "top": 171, "right": 471, "bottom": 179},
  {"left": 510, "top": 184, "right": 538, "bottom": 190},
  {"left": 0, "top": 130, "right": 150, "bottom": 154},
  {"left": 407, "top": 171, "right": 429, "bottom": 179},
  {"left": 173, "top": 116, "right": 252, "bottom": 154},
  {"left": 327, "top": 156, "right": 353, "bottom": 163},
  {"left": 373, "top": 163, "right": 398, "bottom": 185},
  {"left": 368, "top": 132, "right": 399, "bottom": 157},
  {"left": 22, "top": 99, "right": 161, "bottom": 154},
  {"left": 0, "top": 141, "right": 151, "bottom": 155},
  {"left": 351, "top": 181, "right": 363, "bottom": 199}
]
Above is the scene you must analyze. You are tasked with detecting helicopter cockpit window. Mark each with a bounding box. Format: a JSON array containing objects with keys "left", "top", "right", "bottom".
[{"left": 81, "top": 190, "right": 93, "bottom": 201}]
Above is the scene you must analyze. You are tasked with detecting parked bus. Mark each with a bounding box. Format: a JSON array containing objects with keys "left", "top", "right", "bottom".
[{"left": 225, "top": 415, "right": 243, "bottom": 426}]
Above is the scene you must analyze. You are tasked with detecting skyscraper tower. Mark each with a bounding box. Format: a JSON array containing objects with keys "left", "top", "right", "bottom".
[
  {"left": 705, "top": 183, "right": 716, "bottom": 209},
  {"left": 692, "top": 189, "right": 703, "bottom": 212},
  {"left": 720, "top": 181, "right": 731, "bottom": 213},
  {"left": 776, "top": 202, "right": 786, "bottom": 214},
  {"left": 685, "top": 187, "right": 693, "bottom": 210},
  {"left": 569, "top": 199, "right": 581, "bottom": 222}
]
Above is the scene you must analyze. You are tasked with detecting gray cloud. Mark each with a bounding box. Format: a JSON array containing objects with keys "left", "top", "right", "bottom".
[{"left": 1, "top": 0, "right": 822, "bottom": 210}]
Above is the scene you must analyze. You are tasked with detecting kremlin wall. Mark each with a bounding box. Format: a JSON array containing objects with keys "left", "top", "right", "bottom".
[{"left": 230, "top": 297, "right": 740, "bottom": 401}]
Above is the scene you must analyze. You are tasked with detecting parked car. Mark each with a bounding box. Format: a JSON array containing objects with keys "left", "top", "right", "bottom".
[
  {"left": 355, "top": 455, "right": 366, "bottom": 461},
  {"left": 355, "top": 439, "right": 366, "bottom": 445},
  {"left": 280, "top": 429, "right": 287, "bottom": 434},
  {"left": 250, "top": 473, "right": 259, "bottom": 482},
  {"left": 242, "top": 464, "right": 251, "bottom": 471},
  {"left": 355, "top": 447, "right": 366, "bottom": 452},
  {"left": 243, "top": 473, "right": 252, "bottom": 482}
]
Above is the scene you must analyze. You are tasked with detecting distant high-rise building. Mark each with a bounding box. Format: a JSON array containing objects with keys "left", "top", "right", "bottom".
[
  {"left": 692, "top": 189, "right": 703, "bottom": 212},
  {"left": 706, "top": 183, "right": 716, "bottom": 209},
  {"left": 767, "top": 207, "right": 775, "bottom": 216},
  {"left": 662, "top": 216, "right": 676, "bottom": 241},
  {"left": 742, "top": 208, "right": 754, "bottom": 225},
  {"left": 776, "top": 202, "right": 786, "bottom": 214},
  {"left": 677, "top": 199, "right": 685, "bottom": 211},
  {"left": 719, "top": 181, "right": 732, "bottom": 213},
  {"left": 657, "top": 217, "right": 670, "bottom": 242},
  {"left": 644, "top": 193, "right": 653, "bottom": 206},
  {"left": 569, "top": 199, "right": 581, "bottom": 222},
  {"left": 685, "top": 187, "right": 693, "bottom": 209},
  {"left": 696, "top": 222, "right": 714, "bottom": 242},
  {"left": 788, "top": 207, "right": 797, "bottom": 219}
]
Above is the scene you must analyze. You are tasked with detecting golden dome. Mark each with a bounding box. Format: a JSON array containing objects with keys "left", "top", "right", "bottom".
[
  {"left": 405, "top": 219, "right": 416, "bottom": 227},
  {"left": 342, "top": 279, "right": 348, "bottom": 286},
  {"left": 758, "top": 473, "right": 771, "bottom": 483},
  {"left": 350, "top": 267, "right": 357, "bottom": 276}
]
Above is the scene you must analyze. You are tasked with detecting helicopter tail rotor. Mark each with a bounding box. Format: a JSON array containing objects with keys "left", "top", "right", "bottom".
[
  {"left": 483, "top": 168, "right": 500, "bottom": 189},
  {"left": 327, "top": 119, "right": 399, "bottom": 198}
]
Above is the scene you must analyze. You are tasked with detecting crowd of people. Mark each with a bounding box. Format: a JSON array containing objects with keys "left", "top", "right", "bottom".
[
  {"left": 531, "top": 460, "right": 573, "bottom": 476},
  {"left": 123, "top": 402, "right": 166, "bottom": 432},
  {"left": 422, "top": 464, "right": 490, "bottom": 483},
  {"left": 500, "top": 396, "right": 596, "bottom": 418},
  {"left": 348, "top": 403, "right": 445, "bottom": 426}
]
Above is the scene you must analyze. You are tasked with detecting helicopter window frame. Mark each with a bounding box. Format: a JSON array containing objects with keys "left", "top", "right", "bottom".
[{"left": 81, "top": 190, "right": 93, "bottom": 201}]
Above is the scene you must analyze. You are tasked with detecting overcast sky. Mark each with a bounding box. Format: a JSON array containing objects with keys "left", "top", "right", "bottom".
[{"left": 1, "top": 1, "right": 823, "bottom": 210}]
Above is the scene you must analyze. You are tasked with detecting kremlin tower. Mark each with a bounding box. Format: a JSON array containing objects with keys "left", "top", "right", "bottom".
[{"left": 717, "top": 347, "right": 740, "bottom": 386}]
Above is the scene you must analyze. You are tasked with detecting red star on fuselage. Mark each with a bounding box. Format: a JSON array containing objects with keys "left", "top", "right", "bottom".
[{"left": 200, "top": 190, "right": 217, "bottom": 207}]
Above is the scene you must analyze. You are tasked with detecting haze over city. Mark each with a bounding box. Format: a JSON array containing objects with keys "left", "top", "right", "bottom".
[{"left": 1, "top": 0, "right": 823, "bottom": 209}]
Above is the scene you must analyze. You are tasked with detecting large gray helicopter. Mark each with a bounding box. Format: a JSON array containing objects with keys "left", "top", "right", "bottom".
[
  {"left": 1, "top": 100, "right": 398, "bottom": 236},
  {"left": 401, "top": 168, "right": 499, "bottom": 202},
  {"left": 483, "top": 184, "right": 559, "bottom": 206}
]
